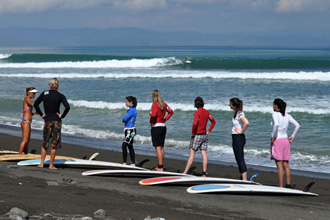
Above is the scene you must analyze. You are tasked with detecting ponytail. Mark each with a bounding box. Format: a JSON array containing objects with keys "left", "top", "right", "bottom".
[
  {"left": 230, "top": 97, "right": 243, "bottom": 118},
  {"left": 126, "top": 96, "right": 138, "bottom": 108},
  {"left": 274, "top": 98, "right": 286, "bottom": 116}
]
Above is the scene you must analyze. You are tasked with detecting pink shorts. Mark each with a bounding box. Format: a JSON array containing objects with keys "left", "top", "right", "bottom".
[{"left": 271, "top": 138, "right": 290, "bottom": 161}]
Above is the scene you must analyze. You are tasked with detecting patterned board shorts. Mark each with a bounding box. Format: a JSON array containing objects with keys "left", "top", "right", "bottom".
[
  {"left": 190, "top": 134, "right": 208, "bottom": 151},
  {"left": 124, "top": 128, "right": 136, "bottom": 144},
  {"left": 43, "top": 121, "right": 62, "bottom": 150}
]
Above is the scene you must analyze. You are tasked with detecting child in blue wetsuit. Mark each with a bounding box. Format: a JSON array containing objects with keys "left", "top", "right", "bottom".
[{"left": 122, "top": 96, "right": 137, "bottom": 166}]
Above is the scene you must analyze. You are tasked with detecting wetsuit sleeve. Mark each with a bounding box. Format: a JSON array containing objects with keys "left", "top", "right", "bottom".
[
  {"left": 164, "top": 104, "right": 174, "bottom": 122},
  {"left": 33, "top": 92, "right": 44, "bottom": 116},
  {"left": 149, "top": 102, "right": 158, "bottom": 124},
  {"left": 60, "top": 94, "right": 70, "bottom": 119},
  {"left": 289, "top": 115, "right": 300, "bottom": 138},
  {"left": 207, "top": 113, "right": 216, "bottom": 133},
  {"left": 122, "top": 109, "right": 133, "bottom": 123},
  {"left": 192, "top": 111, "right": 199, "bottom": 135},
  {"left": 271, "top": 113, "right": 279, "bottom": 138}
]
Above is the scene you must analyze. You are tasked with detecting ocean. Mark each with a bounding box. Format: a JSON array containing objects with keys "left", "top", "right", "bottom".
[{"left": 0, "top": 46, "right": 329, "bottom": 179}]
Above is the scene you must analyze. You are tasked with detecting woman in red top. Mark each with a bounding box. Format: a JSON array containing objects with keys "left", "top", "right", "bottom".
[
  {"left": 183, "top": 97, "right": 216, "bottom": 177},
  {"left": 149, "top": 90, "right": 174, "bottom": 171}
]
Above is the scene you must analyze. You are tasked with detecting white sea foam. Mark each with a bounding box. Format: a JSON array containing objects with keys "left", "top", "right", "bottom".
[
  {"left": 69, "top": 99, "right": 330, "bottom": 115},
  {"left": 0, "top": 54, "right": 11, "bottom": 59},
  {"left": 0, "top": 57, "right": 181, "bottom": 68},
  {"left": 1, "top": 70, "right": 330, "bottom": 82}
]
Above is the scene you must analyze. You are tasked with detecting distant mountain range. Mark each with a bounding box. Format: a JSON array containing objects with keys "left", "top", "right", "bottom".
[{"left": 0, "top": 27, "right": 329, "bottom": 48}]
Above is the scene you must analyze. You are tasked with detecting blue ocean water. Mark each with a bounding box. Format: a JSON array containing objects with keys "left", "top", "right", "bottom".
[{"left": 0, "top": 46, "right": 329, "bottom": 178}]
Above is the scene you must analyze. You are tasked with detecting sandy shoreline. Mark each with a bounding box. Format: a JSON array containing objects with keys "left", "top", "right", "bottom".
[{"left": 1, "top": 133, "right": 330, "bottom": 219}]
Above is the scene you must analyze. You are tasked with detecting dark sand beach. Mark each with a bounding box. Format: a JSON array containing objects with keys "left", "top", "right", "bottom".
[{"left": 1, "top": 133, "right": 330, "bottom": 220}]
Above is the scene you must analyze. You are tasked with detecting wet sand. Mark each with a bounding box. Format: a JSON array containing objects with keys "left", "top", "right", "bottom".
[{"left": 1, "top": 133, "right": 329, "bottom": 220}]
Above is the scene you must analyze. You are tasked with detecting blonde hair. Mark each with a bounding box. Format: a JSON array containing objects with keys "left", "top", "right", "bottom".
[
  {"left": 152, "top": 90, "right": 164, "bottom": 110},
  {"left": 49, "top": 78, "right": 59, "bottom": 89},
  {"left": 25, "top": 87, "right": 35, "bottom": 97}
]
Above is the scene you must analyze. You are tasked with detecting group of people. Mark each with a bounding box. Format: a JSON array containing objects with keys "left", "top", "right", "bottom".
[{"left": 20, "top": 79, "right": 300, "bottom": 187}]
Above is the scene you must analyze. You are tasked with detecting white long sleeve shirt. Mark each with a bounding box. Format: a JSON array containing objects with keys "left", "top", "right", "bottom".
[{"left": 271, "top": 112, "right": 300, "bottom": 139}]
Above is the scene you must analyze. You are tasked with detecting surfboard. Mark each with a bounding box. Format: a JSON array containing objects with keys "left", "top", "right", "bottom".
[
  {"left": 82, "top": 169, "right": 192, "bottom": 177},
  {"left": 0, "top": 150, "right": 19, "bottom": 155},
  {"left": 17, "top": 159, "right": 148, "bottom": 170},
  {"left": 186, "top": 184, "right": 319, "bottom": 196},
  {"left": 185, "top": 60, "right": 192, "bottom": 64},
  {"left": 139, "top": 176, "right": 259, "bottom": 186},
  {"left": 0, "top": 154, "right": 80, "bottom": 161}
]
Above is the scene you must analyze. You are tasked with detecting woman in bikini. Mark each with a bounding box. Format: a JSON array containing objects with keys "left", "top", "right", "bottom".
[{"left": 19, "top": 87, "right": 38, "bottom": 154}]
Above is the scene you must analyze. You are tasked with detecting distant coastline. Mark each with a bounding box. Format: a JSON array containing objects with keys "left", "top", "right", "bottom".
[{"left": 1, "top": 27, "right": 330, "bottom": 48}]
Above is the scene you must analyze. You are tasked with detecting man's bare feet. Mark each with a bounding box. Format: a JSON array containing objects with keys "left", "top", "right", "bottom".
[
  {"left": 130, "top": 164, "right": 136, "bottom": 167},
  {"left": 123, "top": 162, "right": 127, "bottom": 165},
  {"left": 37, "top": 164, "right": 44, "bottom": 168}
]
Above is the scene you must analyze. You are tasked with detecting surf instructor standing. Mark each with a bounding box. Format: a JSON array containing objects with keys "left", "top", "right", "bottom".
[{"left": 34, "top": 78, "right": 70, "bottom": 169}]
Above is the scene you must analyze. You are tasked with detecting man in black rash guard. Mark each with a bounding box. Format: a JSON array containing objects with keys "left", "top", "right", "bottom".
[{"left": 34, "top": 78, "right": 70, "bottom": 170}]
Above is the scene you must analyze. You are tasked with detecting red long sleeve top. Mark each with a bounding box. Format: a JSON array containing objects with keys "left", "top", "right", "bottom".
[
  {"left": 192, "top": 108, "right": 216, "bottom": 135},
  {"left": 149, "top": 102, "right": 174, "bottom": 125}
]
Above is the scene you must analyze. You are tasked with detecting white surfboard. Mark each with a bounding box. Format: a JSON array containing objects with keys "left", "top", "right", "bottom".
[
  {"left": 82, "top": 169, "right": 192, "bottom": 177},
  {"left": 17, "top": 159, "right": 147, "bottom": 170},
  {"left": 186, "top": 184, "right": 319, "bottom": 196},
  {"left": 185, "top": 60, "right": 192, "bottom": 64},
  {"left": 139, "top": 176, "right": 259, "bottom": 186}
]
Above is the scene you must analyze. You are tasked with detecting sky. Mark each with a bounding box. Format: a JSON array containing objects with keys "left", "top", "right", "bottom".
[{"left": 0, "top": 0, "right": 330, "bottom": 37}]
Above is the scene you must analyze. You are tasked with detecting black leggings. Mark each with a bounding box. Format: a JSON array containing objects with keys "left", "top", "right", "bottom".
[
  {"left": 122, "top": 142, "right": 135, "bottom": 164},
  {"left": 122, "top": 128, "right": 136, "bottom": 164},
  {"left": 232, "top": 134, "right": 247, "bottom": 173}
]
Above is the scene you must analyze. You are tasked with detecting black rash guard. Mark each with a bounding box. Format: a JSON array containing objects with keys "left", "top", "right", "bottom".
[{"left": 34, "top": 90, "right": 70, "bottom": 122}]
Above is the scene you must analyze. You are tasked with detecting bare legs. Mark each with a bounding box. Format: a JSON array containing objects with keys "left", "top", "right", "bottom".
[
  {"left": 275, "top": 160, "right": 291, "bottom": 187},
  {"left": 19, "top": 122, "right": 31, "bottom": 154},
  {"left": 154, "top": 146, "right": 164, "bottom": 171},
  {"left": 37, "top": 147, "right": 58, "bottom": 170},
  {"left": 183, "top": 149, "right": 207, "bottom": 177}
]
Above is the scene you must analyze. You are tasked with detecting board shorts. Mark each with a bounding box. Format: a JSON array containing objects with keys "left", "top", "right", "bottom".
[
  {"left": 124, "top": 128, "right": 136, "bottom": 145},
  {"left": 151, "top": 126, "right": 166, "bottom": 147},
  {"left": 190, "top": 134, "right": 208, "bottom": 151},
  {"left": 271, "top": 138, "right": 290, "bottom": 161},
  {"left": 43, "top": 121, "right": 62, "bottom": 150}
]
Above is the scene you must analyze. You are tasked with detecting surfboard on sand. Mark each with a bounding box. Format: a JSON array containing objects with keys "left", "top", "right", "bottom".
[
  {"left": 0, "top": 154, "right": 80, "bottom": 161},
  {"left": 17, "top": 159, "right": 148, "bottom": 170},
  {"left": 139, "top": 176, "right": 260, "bottom": 186},
  {"left": 82, "top": 169, "right": 193, "bottom": 177},
  {"left": 186, "top": 183, "right": 319, "bottom": 196},
  {"left": 0, "top": 150, "right": 19, "bottom": 155}
]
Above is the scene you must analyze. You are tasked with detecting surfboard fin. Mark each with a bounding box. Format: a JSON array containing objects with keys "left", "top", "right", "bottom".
[
  {"left": 187, "top": 166, "right": 196, "bottom": 174},
  {"left": 303, "top": 179, "right": 316, "bottom": 192},
  {"left": 88, "top": 152, "right": 99, "bottom": 161},
  {"left": 137, "top": 159, "right": 149, "bottom": 167},
  {"left": 30, "top": 149, "right": 37, "bottom": 154},
  {"left": 249, "top": 173, "right": 259, "bottom": 182}
]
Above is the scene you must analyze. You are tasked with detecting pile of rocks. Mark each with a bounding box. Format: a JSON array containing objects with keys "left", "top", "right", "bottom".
[{"left": 1, "top": 207, "right": 165, "bottom": 220}]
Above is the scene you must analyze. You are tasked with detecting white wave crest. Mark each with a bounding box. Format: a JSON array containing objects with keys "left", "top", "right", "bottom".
[
  {"left": 69, "top": 99, "right": 330, "bottom": 115},
  {"left": 0, "top": 54, "right": 11, "bottom": 59},
  {"left": 1, "top": 70, "right": 330, "bottom": 82},
  {"left": 0, "top": 57, "right": 182, "bottom": 69}
]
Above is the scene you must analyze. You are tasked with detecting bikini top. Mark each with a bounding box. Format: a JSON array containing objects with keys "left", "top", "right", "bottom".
[{"left": 22, "top": 106, "right": 32, "bottom": 113}]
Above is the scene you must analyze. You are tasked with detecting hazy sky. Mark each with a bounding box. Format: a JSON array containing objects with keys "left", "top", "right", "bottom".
[{"left": 0, "top": 0, "right": 329, "bottom": 36}]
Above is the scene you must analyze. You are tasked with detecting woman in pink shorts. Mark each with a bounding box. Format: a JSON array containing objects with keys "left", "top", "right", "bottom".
[{"left": 271, "top": 98, "right": 300, "bottom": 188}]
